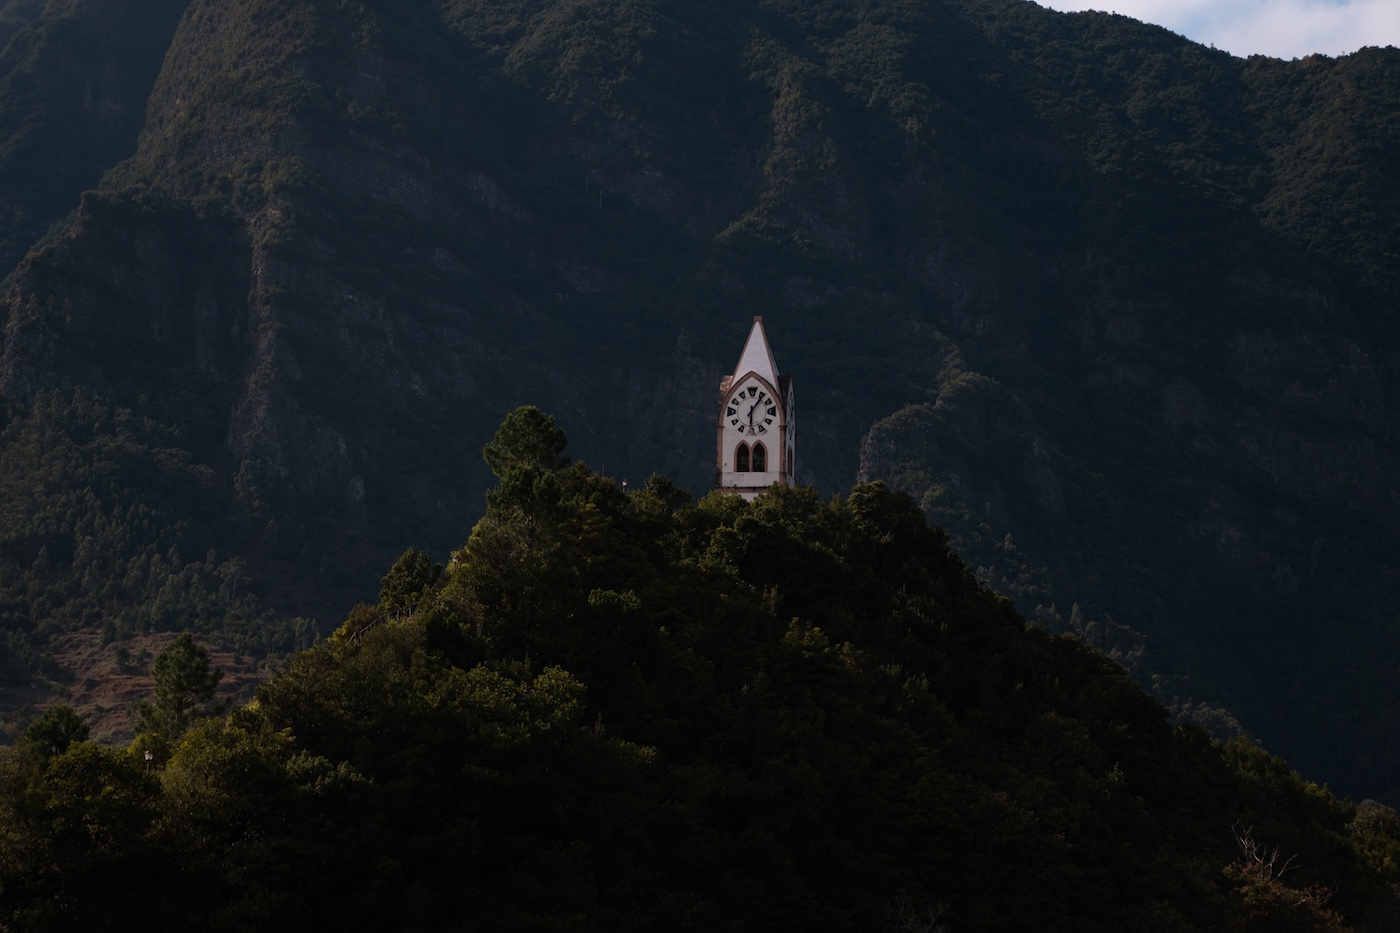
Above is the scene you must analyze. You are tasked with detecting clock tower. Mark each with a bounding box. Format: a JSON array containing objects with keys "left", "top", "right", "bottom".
[{"left": 716, "top": 316, "right": 794, "bottom": 499}]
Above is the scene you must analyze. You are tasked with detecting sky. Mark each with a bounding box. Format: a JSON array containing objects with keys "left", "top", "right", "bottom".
[{"left": 1035, "top": 0, "right": 1400, "bottom": 59}]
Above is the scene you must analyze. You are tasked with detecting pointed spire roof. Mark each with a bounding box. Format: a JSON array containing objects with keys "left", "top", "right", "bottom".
[{"left": 732, "top": 316, "right": 779, "bottom": 388}]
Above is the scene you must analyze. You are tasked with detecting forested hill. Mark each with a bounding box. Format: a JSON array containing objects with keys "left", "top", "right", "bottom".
[
  {"left": 4, "top": 408, "right": 1400, "bottom": 932},
  {"left": 1, "top": 0, "right": 1399, "bottom": 805}
]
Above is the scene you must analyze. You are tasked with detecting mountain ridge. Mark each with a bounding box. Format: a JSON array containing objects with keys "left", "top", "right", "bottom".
[{"left": 0, "top": 0, "right": 1398, "bottom": 802}]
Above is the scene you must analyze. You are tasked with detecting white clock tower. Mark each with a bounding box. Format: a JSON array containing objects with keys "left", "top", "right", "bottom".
[{"left": 716, "top": 316, "right": 794, "bottom": 499}]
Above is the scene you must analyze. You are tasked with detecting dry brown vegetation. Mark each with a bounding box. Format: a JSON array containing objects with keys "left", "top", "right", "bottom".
[{"left": 4, "top": 631, "right": 266, "bottom": 745}]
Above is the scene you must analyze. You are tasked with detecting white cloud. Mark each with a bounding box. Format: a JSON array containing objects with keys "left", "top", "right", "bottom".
[{"left": 1036, "top": 0, "right": 1400, "bottom": 59}]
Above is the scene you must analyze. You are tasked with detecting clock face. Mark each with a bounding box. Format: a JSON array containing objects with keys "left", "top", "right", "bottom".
[{"left": 726, "top": 384, "right": 778, "bottom": 436}]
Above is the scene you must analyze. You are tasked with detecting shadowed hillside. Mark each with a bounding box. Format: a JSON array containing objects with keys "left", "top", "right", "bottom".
[
  {"left": 4, "top": 410, "right": 1399, "bottom": 931},
  {"left": 0, "top": 0, "right": 1398, "bottom": 802}
]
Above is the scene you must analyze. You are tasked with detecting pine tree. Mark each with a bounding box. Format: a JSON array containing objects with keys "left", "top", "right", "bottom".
[{"left": 134, "top": 633, "right": 223, "bottom": 739}]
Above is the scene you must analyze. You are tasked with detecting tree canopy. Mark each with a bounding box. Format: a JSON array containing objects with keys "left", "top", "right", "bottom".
[
  {"left": 1, "top": 407, "right": 1396, "bottom": 931},
  {"left": 134, "top": 632, "right": 223, "bottom": 740},
  {"left": 0, "top": 0, "right": 1399, "bottom": 806}
]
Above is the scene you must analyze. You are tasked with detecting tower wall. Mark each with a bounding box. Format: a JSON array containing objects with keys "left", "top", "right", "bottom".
[{"left": 716, "top": 318, "right": 793, "bottom": 500}]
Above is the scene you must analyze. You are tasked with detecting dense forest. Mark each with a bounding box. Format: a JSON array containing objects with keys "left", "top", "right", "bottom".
[
  {"left": 3, "top": 408, "right": 1399, "bottom": 932},
  {"left": 0, "top": 0, "right": 1399, "bottom": 809}
]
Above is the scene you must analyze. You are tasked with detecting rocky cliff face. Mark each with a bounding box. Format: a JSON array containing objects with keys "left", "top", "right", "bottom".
[
  {"left": 2, "top": 0, "right": 1400, "bottom": 799},
  {"left": 0, "top": 0, "right": 190, "bottom": 270},
  {"left": 859, "top": 235, "right": 1400, "bottom": 798}
]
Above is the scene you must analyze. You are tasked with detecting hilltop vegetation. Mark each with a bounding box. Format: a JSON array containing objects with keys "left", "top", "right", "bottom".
[
  {"left": 0, "top": 0, "right": 1398, "bottom": 806},
  {"left": 3, "top": 408, "right": 1399, "bottom": 932}
]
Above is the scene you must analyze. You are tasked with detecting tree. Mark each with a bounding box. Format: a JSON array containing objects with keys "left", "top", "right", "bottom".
[
  {"left": 135, "top": 633, "right": 223, "bottom": 740},
  {"left": 482, "top": 405, "right": 568, "bottom": 478},
  {"left": 1225, "top": 825, "right": 1350, "bottom": 933},
  {"left": 20, "top": 703, "right": 90, "bottom": 760},
  {"left": 0, "top": 741, "right": 161, "bottom": 930},
  {"left": 379, "top": 546, "right": 440, "bottom": 615}
]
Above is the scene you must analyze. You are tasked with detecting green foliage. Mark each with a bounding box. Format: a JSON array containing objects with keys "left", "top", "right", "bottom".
[
  {"left": 17, "top": 704, "right": 88, "bottom": 760},
  {"left": 483, "top": 405, "right": 571, "bottom": 479},
  {"left": 134, "top": 632, "right": 224, "bottom": 740},
  {"left": 1, "top": 0, "right": 1399, "bottom": 840},
  {"left": 0, "top": 741, "right": 160, "bottom": 930},
  {"left": 5, "top": 409, "right": 1400, "bottom": 928},
  {"left": 378, "top": 546, "right": 440, "bottom": 615},
  {"left": 0, "top": 378, "right": 321, "bottom": 739}
]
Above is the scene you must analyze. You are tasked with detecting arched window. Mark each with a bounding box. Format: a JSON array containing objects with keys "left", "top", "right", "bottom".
[
  {"left": 752, "top": 443, "right": 767, "bottom": 472},
  {"left": 736, "top": 443, "right": 750, "bottom": 472}
]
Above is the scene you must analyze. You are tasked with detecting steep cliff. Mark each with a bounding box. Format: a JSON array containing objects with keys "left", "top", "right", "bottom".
[
  {"left": 0, "top": 0, "right": 190, "bottom": 271},
  {"left": 1, "top": 0, "right": 1399, "bottom": 800}
]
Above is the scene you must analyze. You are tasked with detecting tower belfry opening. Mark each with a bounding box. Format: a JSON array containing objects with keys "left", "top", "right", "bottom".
[{"left": 716, "top": 316, "right": 794, "bottom": 500}]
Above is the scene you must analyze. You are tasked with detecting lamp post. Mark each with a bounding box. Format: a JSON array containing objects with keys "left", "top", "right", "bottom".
[{"left": 144, "top": 749, "right": 153, "bottom": 772}]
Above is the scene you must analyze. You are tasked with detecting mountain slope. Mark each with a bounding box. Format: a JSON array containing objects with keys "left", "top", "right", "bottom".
[
  {"left": 4, "top": 418, "right": 1399, "bottom": 931},
  {"left": 0, "top": 0, "right": 189, "bottom": 271},
  {"left": 0, "top": 0, "right": 1398, "bottom": 802}
]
